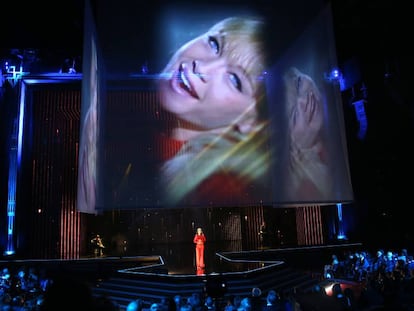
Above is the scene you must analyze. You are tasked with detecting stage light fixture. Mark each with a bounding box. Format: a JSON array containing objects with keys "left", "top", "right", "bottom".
[{"left": 324, "top": 67, "right": 346, "bottom": 91}]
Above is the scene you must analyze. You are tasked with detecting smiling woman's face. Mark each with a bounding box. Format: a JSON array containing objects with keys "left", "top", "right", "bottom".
[{"left": 158, "top": 18, "right": 264, "bottom": 133}]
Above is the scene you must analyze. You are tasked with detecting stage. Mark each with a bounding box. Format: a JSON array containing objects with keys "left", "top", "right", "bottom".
[
  {"left": 0, "top": 243, "right": 364, "bottom": 310},
  {"left": 0, "top": 242, "right": 363, "bottom": 278}
]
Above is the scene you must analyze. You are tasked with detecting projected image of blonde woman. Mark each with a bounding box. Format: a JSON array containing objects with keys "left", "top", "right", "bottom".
[
  {"left": 157, "top": 16, "right": 272, "bottom": 206},
  {"left": 77, "top": 38, "right": 99, "bottom": 214},
  {"left": 283, "top": 66, "right": 332, "bottom": 201}
]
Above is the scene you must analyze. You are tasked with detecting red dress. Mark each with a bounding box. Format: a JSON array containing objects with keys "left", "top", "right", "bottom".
[{"left": 193, "top": 233, "right": 206, "bottom": 270}]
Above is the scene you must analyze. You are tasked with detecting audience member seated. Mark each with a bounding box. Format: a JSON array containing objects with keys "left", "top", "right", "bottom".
[
  {"left": 204, "top": 296, "right": 216, "bottom": 311},
  {"left": 383, "top": 250, "right": 397, "bottom": 274},
  {"left": 237, "top": 297, "right": 251, "bottom": 311},
  {"left": 395, "top": 248, "right": 411, "bottom": 278},
  {"left": 188, "top": 292, "right": 203, "bottom": 311},
  {"left": 179, "top": 303, "right": 193, "bottom": 311},
  {"left": 126, "top": 298, "right": 143, "bottom": 311},
  {"left": 249, "top": 287, "right": 262, "bottom": 311},
  {"left": 172, "top": 294, "right": 184, "bottom": 311},
  {"left": 223, "top": 296, "right": 237, "bottom": 311},
  {"left": 353, "top": 251, "right": 371, "bottom": 282},
  {"left": 324, "top": 254, "right": 340, "bottom": 279},
  {"left": 262, "top": 289, "right": 282, "bottom": 311},
  {"left": 331, "top": 283, "right": 351, "bottom": 310},
  {"left": 370, "top": 249, "right": 386, "bottom": 279},
  {"left": 342, "top": 251, "right": 357, "bottom": 279},
  {"left": 0, "top": 267, "right": 11, "bottom": 295}
]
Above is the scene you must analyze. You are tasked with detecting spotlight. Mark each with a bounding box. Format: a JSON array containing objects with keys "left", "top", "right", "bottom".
[
  {"left": 141, "top": 62, "right": 149, "bottom": 74},
  {"left": 331, "top": 69, "right": 341, "bottom": 79},
  {"left": 324, "top": 68, "right": 345, "bottom": 91},
  {"left": 60, "top": 58, "right": 77, "bottom": 74}
]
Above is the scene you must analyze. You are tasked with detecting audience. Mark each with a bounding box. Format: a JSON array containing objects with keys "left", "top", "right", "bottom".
[{"left": 1, "top": 246, "right": 413, "bottom": 311}]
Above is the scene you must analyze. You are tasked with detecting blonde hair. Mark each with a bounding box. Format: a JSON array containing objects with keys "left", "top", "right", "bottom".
[{"left": 209, "top": 17, "right": 266, "bottom": 102}]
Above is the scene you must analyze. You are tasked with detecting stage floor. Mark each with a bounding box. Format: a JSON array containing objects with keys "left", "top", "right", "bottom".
[{"left": 0, "top": 242, "right": 363, "bottom": 278}]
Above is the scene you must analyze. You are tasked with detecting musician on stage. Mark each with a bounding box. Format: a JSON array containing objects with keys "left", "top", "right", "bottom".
[
  {"left": 258, "top": 221, "right": 269, "bottom": 248},
  {"left": 91, "top": 234, "right": 105, "bottom": 257}
]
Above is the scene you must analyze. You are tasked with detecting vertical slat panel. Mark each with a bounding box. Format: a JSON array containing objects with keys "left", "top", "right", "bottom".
[
  {"left": 296, "top": 205, "right": 324, "bottom": 246},
  {"left": 26, "top": 82, "right": 81, "bottom": 259}
]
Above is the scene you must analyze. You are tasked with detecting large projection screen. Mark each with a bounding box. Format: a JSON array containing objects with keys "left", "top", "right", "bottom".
[{"left": 78, "top": 0, "right": 353, "bottom": 213}]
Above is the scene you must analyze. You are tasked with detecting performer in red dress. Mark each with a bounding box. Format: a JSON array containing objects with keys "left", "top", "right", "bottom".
[{"left": 193, "top": 227, "right": 206, "bottom": 274}]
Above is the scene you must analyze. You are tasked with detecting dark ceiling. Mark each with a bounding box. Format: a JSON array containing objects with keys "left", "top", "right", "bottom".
[{"left": 1, "top": 0, "right": 411, "bottom": 78}]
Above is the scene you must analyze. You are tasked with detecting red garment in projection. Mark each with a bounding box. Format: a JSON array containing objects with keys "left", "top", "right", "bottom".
[{"left": 154, "top": 133, "right": 257, "bottom": 205}]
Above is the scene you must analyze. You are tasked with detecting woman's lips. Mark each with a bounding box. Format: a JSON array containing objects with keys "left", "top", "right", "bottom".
[{"left": 170, "top": 63, "right": 199, "bottom": 99}]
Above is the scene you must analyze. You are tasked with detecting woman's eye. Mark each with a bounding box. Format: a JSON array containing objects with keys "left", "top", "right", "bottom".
[
  {"left": 229, "top": 73, "right": 242, "bottom": 92},
  {"left": 208, "top": 36, "right": 220, "bottom": 54}
]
